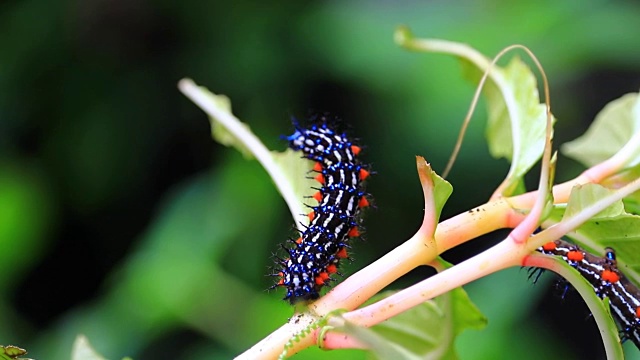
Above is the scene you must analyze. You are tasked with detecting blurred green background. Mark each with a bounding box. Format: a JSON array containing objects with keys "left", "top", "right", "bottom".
[{"left": 2, "top": 0, "right": 640, "bottom": 359}]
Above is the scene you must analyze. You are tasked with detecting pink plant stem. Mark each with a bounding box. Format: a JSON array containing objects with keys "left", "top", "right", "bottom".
[
  {"left": 236, "top": 161, "right": 617, "bottom": 359},
  {"left": 342, "top": 238, "right": 524, "bottom": 327},
  {"left": 237, "top": 320, "right": 316, "bottom": 360},
  {"left": 320, "top": 331, "right": 369, "bottom": 351}
]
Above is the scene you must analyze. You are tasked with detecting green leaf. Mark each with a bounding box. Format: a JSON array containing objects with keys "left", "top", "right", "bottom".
[
  {"left": 562, "top": 184, "right": 625, "bottom": 220},
  {"left": 340, "top": 261, "right": 486, "bottom": 359},
  {"left": 71, "top": 335, "right": 108, "bottom": 360},
  {"left": 429, "top": 164, "right": 454, "bottom": 226},
  {"left": 598, "top": 165, "right": 640, "bottom": 214},
  {"left": 562, "top": 92, "right": 640, "bottom": 168},
  {"left": 197, "top": 87, "right": 254, "bottom": 159},
  {"left": 180, "top": 79, "right": 318, "bottom": 230},
  {"left": 0, "top": 345, "right": 28, "bottom": 360},
  {"left": 416, "top": 157, "right": 454, "bottom": 235},
  {"left": 340, "top": 319, "right": 424, "bottom": 360},
  {"left": 569, "top": 214, "right": 640, "bottom": 285},
  {"left": 271, "top": 148, "right": 317, "bottom": 225},
  {"left": 462, "top": 56, "right": 551, "bottom": 196},
  {"left": 395, "top": 27, "right": 552, "bottom": 197}
]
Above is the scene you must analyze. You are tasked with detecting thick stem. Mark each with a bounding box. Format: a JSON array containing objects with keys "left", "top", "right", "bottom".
[
  {"left": 235, "top": 149, "right": 639, "bottom": 360},
  {"left": 342, "top": 238, "right": 523, "bottom": 327}
]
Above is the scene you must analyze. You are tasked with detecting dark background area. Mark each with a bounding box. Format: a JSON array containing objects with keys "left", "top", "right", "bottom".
[{"left": 2, "top": 1, "right": 640, "bottom": 359}]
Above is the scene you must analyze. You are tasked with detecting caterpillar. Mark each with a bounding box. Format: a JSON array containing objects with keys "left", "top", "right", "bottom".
[
  {"left": 273, "top": 114, "right": 370, "bottom": 304},
  {"left": 537, "top": 240, "right": 640, "bottom": 348}
]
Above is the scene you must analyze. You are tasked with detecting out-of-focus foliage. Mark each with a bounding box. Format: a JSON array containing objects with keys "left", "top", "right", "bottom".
[
  {"left": 71, "top": 336, "right": 106, "bottom": 360},
  {"left": 2, "top": 1, "right": 640, "bottom": 359}
]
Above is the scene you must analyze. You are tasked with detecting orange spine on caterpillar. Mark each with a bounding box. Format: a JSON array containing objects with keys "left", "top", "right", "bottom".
[{"left": 537, "top": 240, "right": 640, "bottom": 348}]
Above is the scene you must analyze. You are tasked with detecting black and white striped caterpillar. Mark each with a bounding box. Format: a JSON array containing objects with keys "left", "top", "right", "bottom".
[
  {"left": 273, "top": 114, "right": 370, "bottom": 304},
  {"left": 537, "top": 240, "right": 640, "bottom": 348}
]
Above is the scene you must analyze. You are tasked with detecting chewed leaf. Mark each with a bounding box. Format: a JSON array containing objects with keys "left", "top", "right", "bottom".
[
  {"left": 71, "top": 335, "right": 108, "bottom": 360},
  {"left": 343, "top": 266, "right": 486, "bottom": 359},
  {"left": 211, "top": 118, "right": 254, "bottom": 159},
  {"left": 546, "top": 183, "right": 640, "bottom": 285},
  {"left": 562, "top": 93, "right": 640, "bottom": 168},
  {"left": 198, "top": 86, "right": 254, "bottom": 158},
  {"left": 179, "top": 79, "right": 311, "bottom": 228},
  {"left": 394, "top": 27, "right": 552, "bottom": 197}
]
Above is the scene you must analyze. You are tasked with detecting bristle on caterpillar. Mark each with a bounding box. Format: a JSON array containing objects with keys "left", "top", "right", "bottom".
[
  {"left": 536, "top": 239, "right": 640, "bottom": 349},
  {"left": 273, "top": 113, "right": 371, "bottom": 304}
]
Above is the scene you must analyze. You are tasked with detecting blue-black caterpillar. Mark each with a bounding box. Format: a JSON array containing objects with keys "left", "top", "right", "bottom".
[
  {"left": 273, "top": 114, "right": 370, "bottom": 304},
  {"left": 537, "top": 240, "right": 640, "bottom": 349}
]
